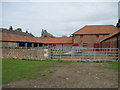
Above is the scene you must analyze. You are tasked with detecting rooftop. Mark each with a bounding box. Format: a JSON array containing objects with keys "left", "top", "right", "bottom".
[
  {"left": 1, "top": 32, "right": 72, "bottom": 44},
  {"left": 41, "top": 37, "right": 72, "bottom": 44},
  {"left": 0, "top": 32, "right": 42, "bottom": 43},
  {"left": 72, "top": 25, "right": 118, "bottom": 35},
  {"left": 0, "top": 28, "right": 34, "bottom": 37},
  {"left": 100, "top": 28, "right": 120, "bottom": 42}
]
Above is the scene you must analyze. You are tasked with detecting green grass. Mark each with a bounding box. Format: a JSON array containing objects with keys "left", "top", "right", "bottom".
[
  {"left": 2, "top": 58, "right": 70, "bottom": 84},
  {"left": 101, "top": 62, "right": 120, "bottom": 72},
  {"left": 101, "top": 62, "right": 120, "bottom": 84}
]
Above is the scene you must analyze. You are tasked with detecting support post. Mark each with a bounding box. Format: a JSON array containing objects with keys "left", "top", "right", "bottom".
[
  {"left": 25, "top": 43, "right": 27, "bottom": 48},
  {"left": 32, "top": 43, "right": 34, "bottom": 47}
]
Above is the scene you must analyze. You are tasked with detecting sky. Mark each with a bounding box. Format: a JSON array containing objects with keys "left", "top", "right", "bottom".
[{"left": 1, "top": 1, "right": 119, "bottom": 37}]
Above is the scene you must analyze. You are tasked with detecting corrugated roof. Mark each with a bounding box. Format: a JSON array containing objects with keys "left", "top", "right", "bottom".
[
  {"left": 72, "top": 25, "right": 118, "bottom": 35},
  {"left": 0, "top": 32, "right": 72, "bottom": 44}
]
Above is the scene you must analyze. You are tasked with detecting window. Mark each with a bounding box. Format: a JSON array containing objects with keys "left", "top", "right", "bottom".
[
  {"left": 96, "top": 35, "right": 99, "bottom": 38},
  {"left": 73, "top": 43, "right": 79, "bottom": 46},
  {"left": 83, "top": 43, "right": 88, "bottom": 47},
  {"left": 80, "top": 35, "right": 84, "bottom": 38}
]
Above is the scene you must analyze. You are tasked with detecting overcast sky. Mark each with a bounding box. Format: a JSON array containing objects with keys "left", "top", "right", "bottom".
[{"left": 1, "top": 1, "right": 118, "bottom": 37}]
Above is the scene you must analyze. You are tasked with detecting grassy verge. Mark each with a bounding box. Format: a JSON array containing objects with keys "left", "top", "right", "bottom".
[
  {"left": 2, "top": 58, "right": 70, "bottom": 84},
  {"left": 101, "top": 62, "right": 120, "bottom": 72},
  {"left": 100, "top": 62, "right": 120, "bottom": 84}
]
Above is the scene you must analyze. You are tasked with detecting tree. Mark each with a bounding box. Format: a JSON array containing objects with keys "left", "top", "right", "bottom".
[
  {"left": 26, "top": 30, "right": 28, "bottom": 33},
  {"left": 61, "top": 35, "right": 68, "bottom": 37},
  {"left": 116, "top": 19, "right": 120, "bottom": 28},
  {"left": 41, "top": 29, "right": 44, "bottom": 35},
  {"left": 9, "top": 26, "right": 13, "bottom": 30},
  {"left": 44, "top": 30, "right": 47, "bottom": 33},
  {"left": 15, "top": 28, "right": 22, "bottom": 32}
]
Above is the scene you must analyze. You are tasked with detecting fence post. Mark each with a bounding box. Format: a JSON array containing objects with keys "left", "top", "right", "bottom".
[
  {"left": 106, "top": 48, "right": 108, "bottom": 61},
  {"left": 82, "top": 49, "right": 84, "bottom": 61},
  {"left": 94, "top": 48, "right": 95, "bottom": 61},
  {"left": 48, "top": 48, "right": 51, "bottom": 60}
]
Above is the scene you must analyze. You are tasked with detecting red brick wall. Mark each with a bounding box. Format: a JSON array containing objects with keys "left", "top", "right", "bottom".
[
  {"left": 73, "top": 34, "right": 108, "bottom": 48},
  {"left": 43, "top": 43, "right": 72, "bottom": 47},
  {"left": 101, "top": 37, "right": 117, "bottom": 48}
]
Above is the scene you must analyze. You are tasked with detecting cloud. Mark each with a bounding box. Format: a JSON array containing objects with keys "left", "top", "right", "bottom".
[
  {"left": 1, "top": 0, "right": 119, "bottom": 2},
  {"left": 2, "top": 2, "right": 118, "bottom": 37}
]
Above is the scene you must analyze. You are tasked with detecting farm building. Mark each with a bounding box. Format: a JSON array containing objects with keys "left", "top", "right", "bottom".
[
  {"left": 0, "top": 32, "right": 43, "bottom": 48},
  {"left": 100, "top": 18, "right": 120, "bottom": 48},
  {"left": 40, "top": 29, "right": 55, "bottom": 38},
  {"left": 0, "top": 25, "right": 119, "bottom": 48},
  {"left": 0, "top": 27, "right": 72, "bottom": 48},
  {"left": 72, "top": 25, "right": 118, "bottom": 48},
  {"left": 41, "top": 37, "right": 72, "bottom": 47},
  {"left": 100, "top": 29, "right": 120, "bottom": 49},
  {"left": 0, "top": 27, "right": 34, "bottom": 37}
]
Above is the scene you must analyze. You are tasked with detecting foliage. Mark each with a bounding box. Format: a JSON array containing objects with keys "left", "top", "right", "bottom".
[
  {"left": 61, "top": 35, "right": 68, "bottom": 37},
  {"left": 15, "top": 28, "right": 22, "bottom": 32}
]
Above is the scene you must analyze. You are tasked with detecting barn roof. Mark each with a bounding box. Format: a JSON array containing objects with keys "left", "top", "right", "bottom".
[
  {"left": 0, "top": 32, "right": 72, "bottom": 44},
  {"left": 0, "top": 32, "right": 43, "bottom": 43},
  {"left": 72, "top": 25, "right": 118, "bottom": 35},
  {"left": 100, "top": 29, "right": 120, "bottom": 42},
  {"left": 41, "top": 37, "right": 72, "bottom": 44},
  {"left": 0, "top": 28, "right": 34, "bottom": 37}
]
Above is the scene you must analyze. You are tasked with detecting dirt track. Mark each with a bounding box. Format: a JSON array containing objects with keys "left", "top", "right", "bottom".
[{"left": 4, "top": 62, "right": 118, "bottom": 88}]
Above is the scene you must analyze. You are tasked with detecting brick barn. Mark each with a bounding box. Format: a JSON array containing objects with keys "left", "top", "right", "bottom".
[
  {"left": 100, "top": 29, "right": 120, "bottom": 49},
  {"left": 41, "top": 37, "right": 72, "bottom": 47},
  {"left": 0, "top": 25, "right": 119, "bottom": 48},
  {"left": 0, "top": 32, "right": 43, "bottom": 48},
  {"left": 72, "top": 25, "right": 118, "bottom": 48},
  {"left": 0, "top": 28, "right": 72, "bottom": 48}
]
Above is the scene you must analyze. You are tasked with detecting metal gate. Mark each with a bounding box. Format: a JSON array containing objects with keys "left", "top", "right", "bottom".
[{"left": 48, "top": 47, "right": 119, "bottom": 62}]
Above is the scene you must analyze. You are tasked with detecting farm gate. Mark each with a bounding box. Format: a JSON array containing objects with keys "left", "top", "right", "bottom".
[{"left": 48, "top": 47, "right": 119, "bottom": 62}]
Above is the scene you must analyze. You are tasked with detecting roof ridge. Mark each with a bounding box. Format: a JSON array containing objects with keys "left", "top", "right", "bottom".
[
  {"left": 85, "top": 25, "right": 114, "bottom": 26},
  {"left": 72, "top": 25, "right": 117, "bottom": 35}
]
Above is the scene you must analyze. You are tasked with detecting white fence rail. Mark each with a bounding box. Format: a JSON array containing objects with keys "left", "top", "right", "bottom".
[{"left": 48, "top": 47, "right": 119, "bottom": 62}]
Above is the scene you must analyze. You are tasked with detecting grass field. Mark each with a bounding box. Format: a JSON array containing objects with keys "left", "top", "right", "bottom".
[
  {"left": 101, "top": 62, "right": 120, "bottom": 84},
  {"left": 101, "top": 62, "right": 120, "bottom": 72},
  {"left": 2, "top": 58, "right": 70, "bottom": 84},
  {"left": 2, "top": 58, "right": 119, "bottom": 84}
]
